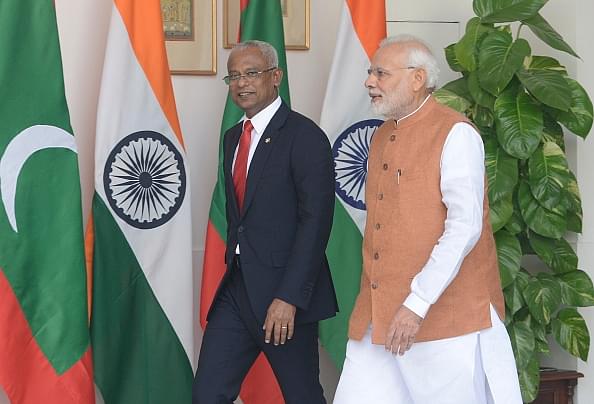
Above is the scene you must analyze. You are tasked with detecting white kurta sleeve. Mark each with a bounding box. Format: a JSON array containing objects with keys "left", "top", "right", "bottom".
[{"left": 403, "top": 122, "right": 486, "bottom": 318}]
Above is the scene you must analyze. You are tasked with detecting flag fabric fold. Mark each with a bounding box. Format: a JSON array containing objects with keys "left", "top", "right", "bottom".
[
  {"left": 89, "top": 0, "right": 194, "bottom": 402},
  {"left": 0, "top": 0, "right": 94, "bottom": 402},
  {"left": 200, "top": 0, "right": 289, "bottom": 403},
  {"left": 319, "top": 0, "right": 386, "bottom": 369}
]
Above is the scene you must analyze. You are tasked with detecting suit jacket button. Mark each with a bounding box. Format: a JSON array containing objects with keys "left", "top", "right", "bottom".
[{"left": 238, "top": 226, "right": 244, "bottom": 233}]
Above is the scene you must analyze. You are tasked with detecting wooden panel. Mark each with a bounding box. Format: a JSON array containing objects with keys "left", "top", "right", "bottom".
[{"left": 534, "top": 369, "right": 583, "bottom": 404}]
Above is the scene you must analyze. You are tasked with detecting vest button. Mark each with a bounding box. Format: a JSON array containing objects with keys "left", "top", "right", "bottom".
[
  {"left": 375, "top": 223, "right": 381, "bottom": 230},
  {"left": 371, "top": 282, "right": 378, "bottom": 289},
  {"left": 378, "top": 193, "right": 383, "bottom": 200},
  {"left": 383, "top": 163, "right": 388, "bottom": 170},
  {"left": 374, "top": 252, "right": 380, "bottom": 260},
  {"left": 238, "top": 226, "right": 244, "bottom": 233},
  {"left": 390, "top": 135, "right": 396, "bottom": 141}
]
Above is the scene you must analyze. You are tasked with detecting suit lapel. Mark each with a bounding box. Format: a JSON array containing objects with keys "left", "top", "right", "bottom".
[
  {"left": 242, "top": 103, "right": 290, "bottom": 216},
  {"left": 225, "top": 124, "right": 242, "bottom": 217}
]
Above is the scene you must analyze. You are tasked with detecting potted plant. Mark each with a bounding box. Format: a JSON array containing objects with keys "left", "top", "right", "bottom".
[{"left": 434, "top": 0, "right": 594, "bottom": 401}]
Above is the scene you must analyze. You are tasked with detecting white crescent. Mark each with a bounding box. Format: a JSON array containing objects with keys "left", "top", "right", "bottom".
[{"left": 0, "top": 124, "right": 77, "bottom": 233}]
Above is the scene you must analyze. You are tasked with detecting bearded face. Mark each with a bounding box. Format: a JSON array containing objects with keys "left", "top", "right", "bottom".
[{"left": 369, "top": 78, "right": 415, "bottom": 119}]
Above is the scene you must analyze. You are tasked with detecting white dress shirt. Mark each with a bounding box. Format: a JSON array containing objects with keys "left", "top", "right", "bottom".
[
  {"left": 397, "top": 98, "right": 487, "bottom": 319},
  {"left": 232, "top": 96, "right": 282, "bottom": 172},
  {"left": 233, "top": 96, "right": 282, "bottom": 254}
]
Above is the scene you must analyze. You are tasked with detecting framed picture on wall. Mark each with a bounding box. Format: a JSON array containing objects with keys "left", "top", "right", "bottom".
[
  {"left": 161, "top": 0, "right": 217, "bottom": 75},
  {"left": 223, "top": 0, "right": 310, "bottom": 50}
]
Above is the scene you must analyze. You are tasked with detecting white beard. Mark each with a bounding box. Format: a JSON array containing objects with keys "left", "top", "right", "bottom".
[{"left": 370, "top": 81, "right": 415, "bottom": 119}]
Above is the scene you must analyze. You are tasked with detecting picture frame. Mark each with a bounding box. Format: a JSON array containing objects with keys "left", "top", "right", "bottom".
[
  {"left": 223, "top": 0, "right": 310, "bottom": 50},
  {"left": 161, "top": 0, "right": 216, "bottom": 75}
]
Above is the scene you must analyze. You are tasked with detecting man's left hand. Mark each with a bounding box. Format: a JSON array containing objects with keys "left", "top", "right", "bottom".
[
  {"left": 263, "top": 298, "right": 296, "bottom": 346},
  {"left": 385, "top": 306, "right": 423, "bottom": 356}
]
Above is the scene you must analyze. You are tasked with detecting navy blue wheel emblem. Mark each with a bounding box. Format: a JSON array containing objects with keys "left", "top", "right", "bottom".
[
  {"left": 104, "top": 131, "right": 186, "bottom": 229},
  {"left": 333, "top": 119, "right": 383, "bottom": 210}
]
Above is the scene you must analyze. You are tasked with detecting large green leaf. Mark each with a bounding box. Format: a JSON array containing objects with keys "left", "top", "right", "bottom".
[
  {"left": 495, "top": 230, "right": 522, "bottom": 288},
  {"left": 455, "top": 17, "right": 493, "bottom": 72},
  {"left": 504, "top": 270, "right": 530, "bottom": 315},
  {"left": 518, "top": 355, "right": 540, "bottom": 403},
  {"left": 565, "top": 170, "right": 582, "bottom": 212},
  {"left": 551, "top": 308, "right": 590, "bottom": 361},
  {"left": 523, "top": 13, "right": 579, "bottom": 58},
  {"left": 444, "top": 43, "right": 465, "bottom": 72},
  {"left": 517, "top": 67, "right": 572, "bottom": 111},
  {"left": 543, "top": 112, "right": 565, "bottom": 151},
  {"left": 495, "top": 87, "right": 543, "bottom": 159},
  {"left": 518, "top": 181, "right": 567, "bottom": 239},
  {"left": 527, "top": 55, "right": 568, "bottom": 75},
  {"left": 478, "top": 123, "right": 497, "bottom": 140},
  {"left": 563, "top": 171, "right": 583, "bottom": 233},
  {"left": 474, "top": 0, "right": 548, "bottom": 23},
  {"left": 442, "top": 77, "right": 472, "bottom": 101},
  {"left": 528, "top": 232, "right": 577, "bottom": 274},
  {"left": 485, "top": 137, "right": 518, "bottom": 203},
  {"left": 505, "top": 210, "right": 525, "bottom": 234},
  {"left": 433, "top": 89, "right": 472, "bottom": 114},
  {"left": 557, "top": 79, "right": 594, "bottom": 138},
  {"left": 490, "top": 192, "right": 514, "bottom": 232},
  {"left": 468, "top": 71, "right": 496, "bottom": 109},
  {"left": 523, "top": 272, "right": 561, "bottom": 324},
  {"left": 557, "top": 270, "right": 594, "bottom": 307},
  {"left": 567, "top": 210, "right": 583, "bottom": 234},
  {"left": 507, "top": 320, "right": 535, "bottom": 368},
  {"left": 473, "top": 105, "right": 495, "bottom": 127},
  {"left": 532, "top": 321, "right": 550, "bottom": 353},
  {"left": 478, "top": 31, "right": 530, "bottom": 96},
  {"left": 527, "top": 142, "right": 569, "bottom": 210}
]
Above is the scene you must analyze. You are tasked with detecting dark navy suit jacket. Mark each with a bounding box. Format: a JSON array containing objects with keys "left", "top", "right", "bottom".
[{"left": 212, "top": 101, "right": 338, "bottom": 326}]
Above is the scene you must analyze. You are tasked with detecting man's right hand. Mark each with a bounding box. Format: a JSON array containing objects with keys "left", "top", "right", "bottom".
[{"left": 385, "top": 305, "right": 423, "bottom": 355}]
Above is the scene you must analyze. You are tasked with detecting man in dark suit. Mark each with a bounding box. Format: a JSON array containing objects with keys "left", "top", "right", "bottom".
[{"left": 193, "top": 40, "right": 337, "bottom": 404}]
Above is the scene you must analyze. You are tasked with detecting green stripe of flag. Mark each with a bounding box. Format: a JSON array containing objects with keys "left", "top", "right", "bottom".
[
  {"left": 0, "top": 0, "right": 89, "bottom": 374},
  {"left": 91, "top": 195, "right": 192, "bottom": 403}
]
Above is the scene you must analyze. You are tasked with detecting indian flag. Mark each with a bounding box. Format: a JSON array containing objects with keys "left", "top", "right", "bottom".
[
  {"left": 200, "top": 1, "right": 288, "bottom": 402},
  {"left": 319, "top": 0, "right": 386, "bottom": 368},
  {"left": 0, "top": 0, "right": 94, "bottom": 402},
  {"left": 88, "top": 0, "right": 194, "bottom": 402}
]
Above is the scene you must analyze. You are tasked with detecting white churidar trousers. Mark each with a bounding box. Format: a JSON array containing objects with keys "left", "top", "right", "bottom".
[{"left": 333, "top": 305, "right": 522, "bottom": 404}]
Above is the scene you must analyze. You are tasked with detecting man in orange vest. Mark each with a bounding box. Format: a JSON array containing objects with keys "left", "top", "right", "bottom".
[{"left": 334, "top": 35, "right": 522, "bottom": 403}]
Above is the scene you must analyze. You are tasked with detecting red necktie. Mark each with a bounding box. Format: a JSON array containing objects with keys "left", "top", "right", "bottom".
[{"left": 233, "top": 119, "right": 253, "bottom": 211}]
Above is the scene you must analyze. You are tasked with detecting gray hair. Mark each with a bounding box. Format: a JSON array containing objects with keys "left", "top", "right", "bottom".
[
  {"left": 379, "top": 35, "right": 440, "bottom": 91},
  {"left": 232, "top": 40, "right": 279, "bottom": 68}
]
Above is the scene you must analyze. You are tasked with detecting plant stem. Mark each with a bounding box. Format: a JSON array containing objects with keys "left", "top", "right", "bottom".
[{"left": 516, "top": 23, "right": 524, "bottom": 39}]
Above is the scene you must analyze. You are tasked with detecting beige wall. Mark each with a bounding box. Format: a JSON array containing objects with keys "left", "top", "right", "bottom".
[
  {"left": 2, "top": 1, "right": 593, "bottom": 403},
  {"left": 575, "top": 0, "right": 594, "bottom": 400}
]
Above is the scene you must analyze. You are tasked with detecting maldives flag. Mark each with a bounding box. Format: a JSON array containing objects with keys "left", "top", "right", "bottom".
[
  {"left": 200, "top": 0, "right": 288, "bottom": 403},
  {"left": 88, "top": 0, "right": 194, "bottom": 402},
  {"left": 0, "top": 0, "right": 94, "bottom": 403},
  {"left": 319, "top": 0, "right": 386, "bottom": 368}
]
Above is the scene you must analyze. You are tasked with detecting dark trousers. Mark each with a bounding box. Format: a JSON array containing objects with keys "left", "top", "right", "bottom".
[{"left": 192, "top": 259, "right": 326, "bottom": 404}]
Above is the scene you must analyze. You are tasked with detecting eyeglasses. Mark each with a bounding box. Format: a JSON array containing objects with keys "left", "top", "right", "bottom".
[
  {"left": 222, "top": 67, "right": 277, "bottom": 85},
  {"left": 367, "top": 66, "right": 415, "bottom": 80}
]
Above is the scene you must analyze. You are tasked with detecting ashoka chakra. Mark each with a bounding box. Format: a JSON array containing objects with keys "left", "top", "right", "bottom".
[
  {"left": 332, "top": 119, "right": 383, "bottom": 210},
  {"left": 103, "top": 131, "right": 186, "bottom": 229}
]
